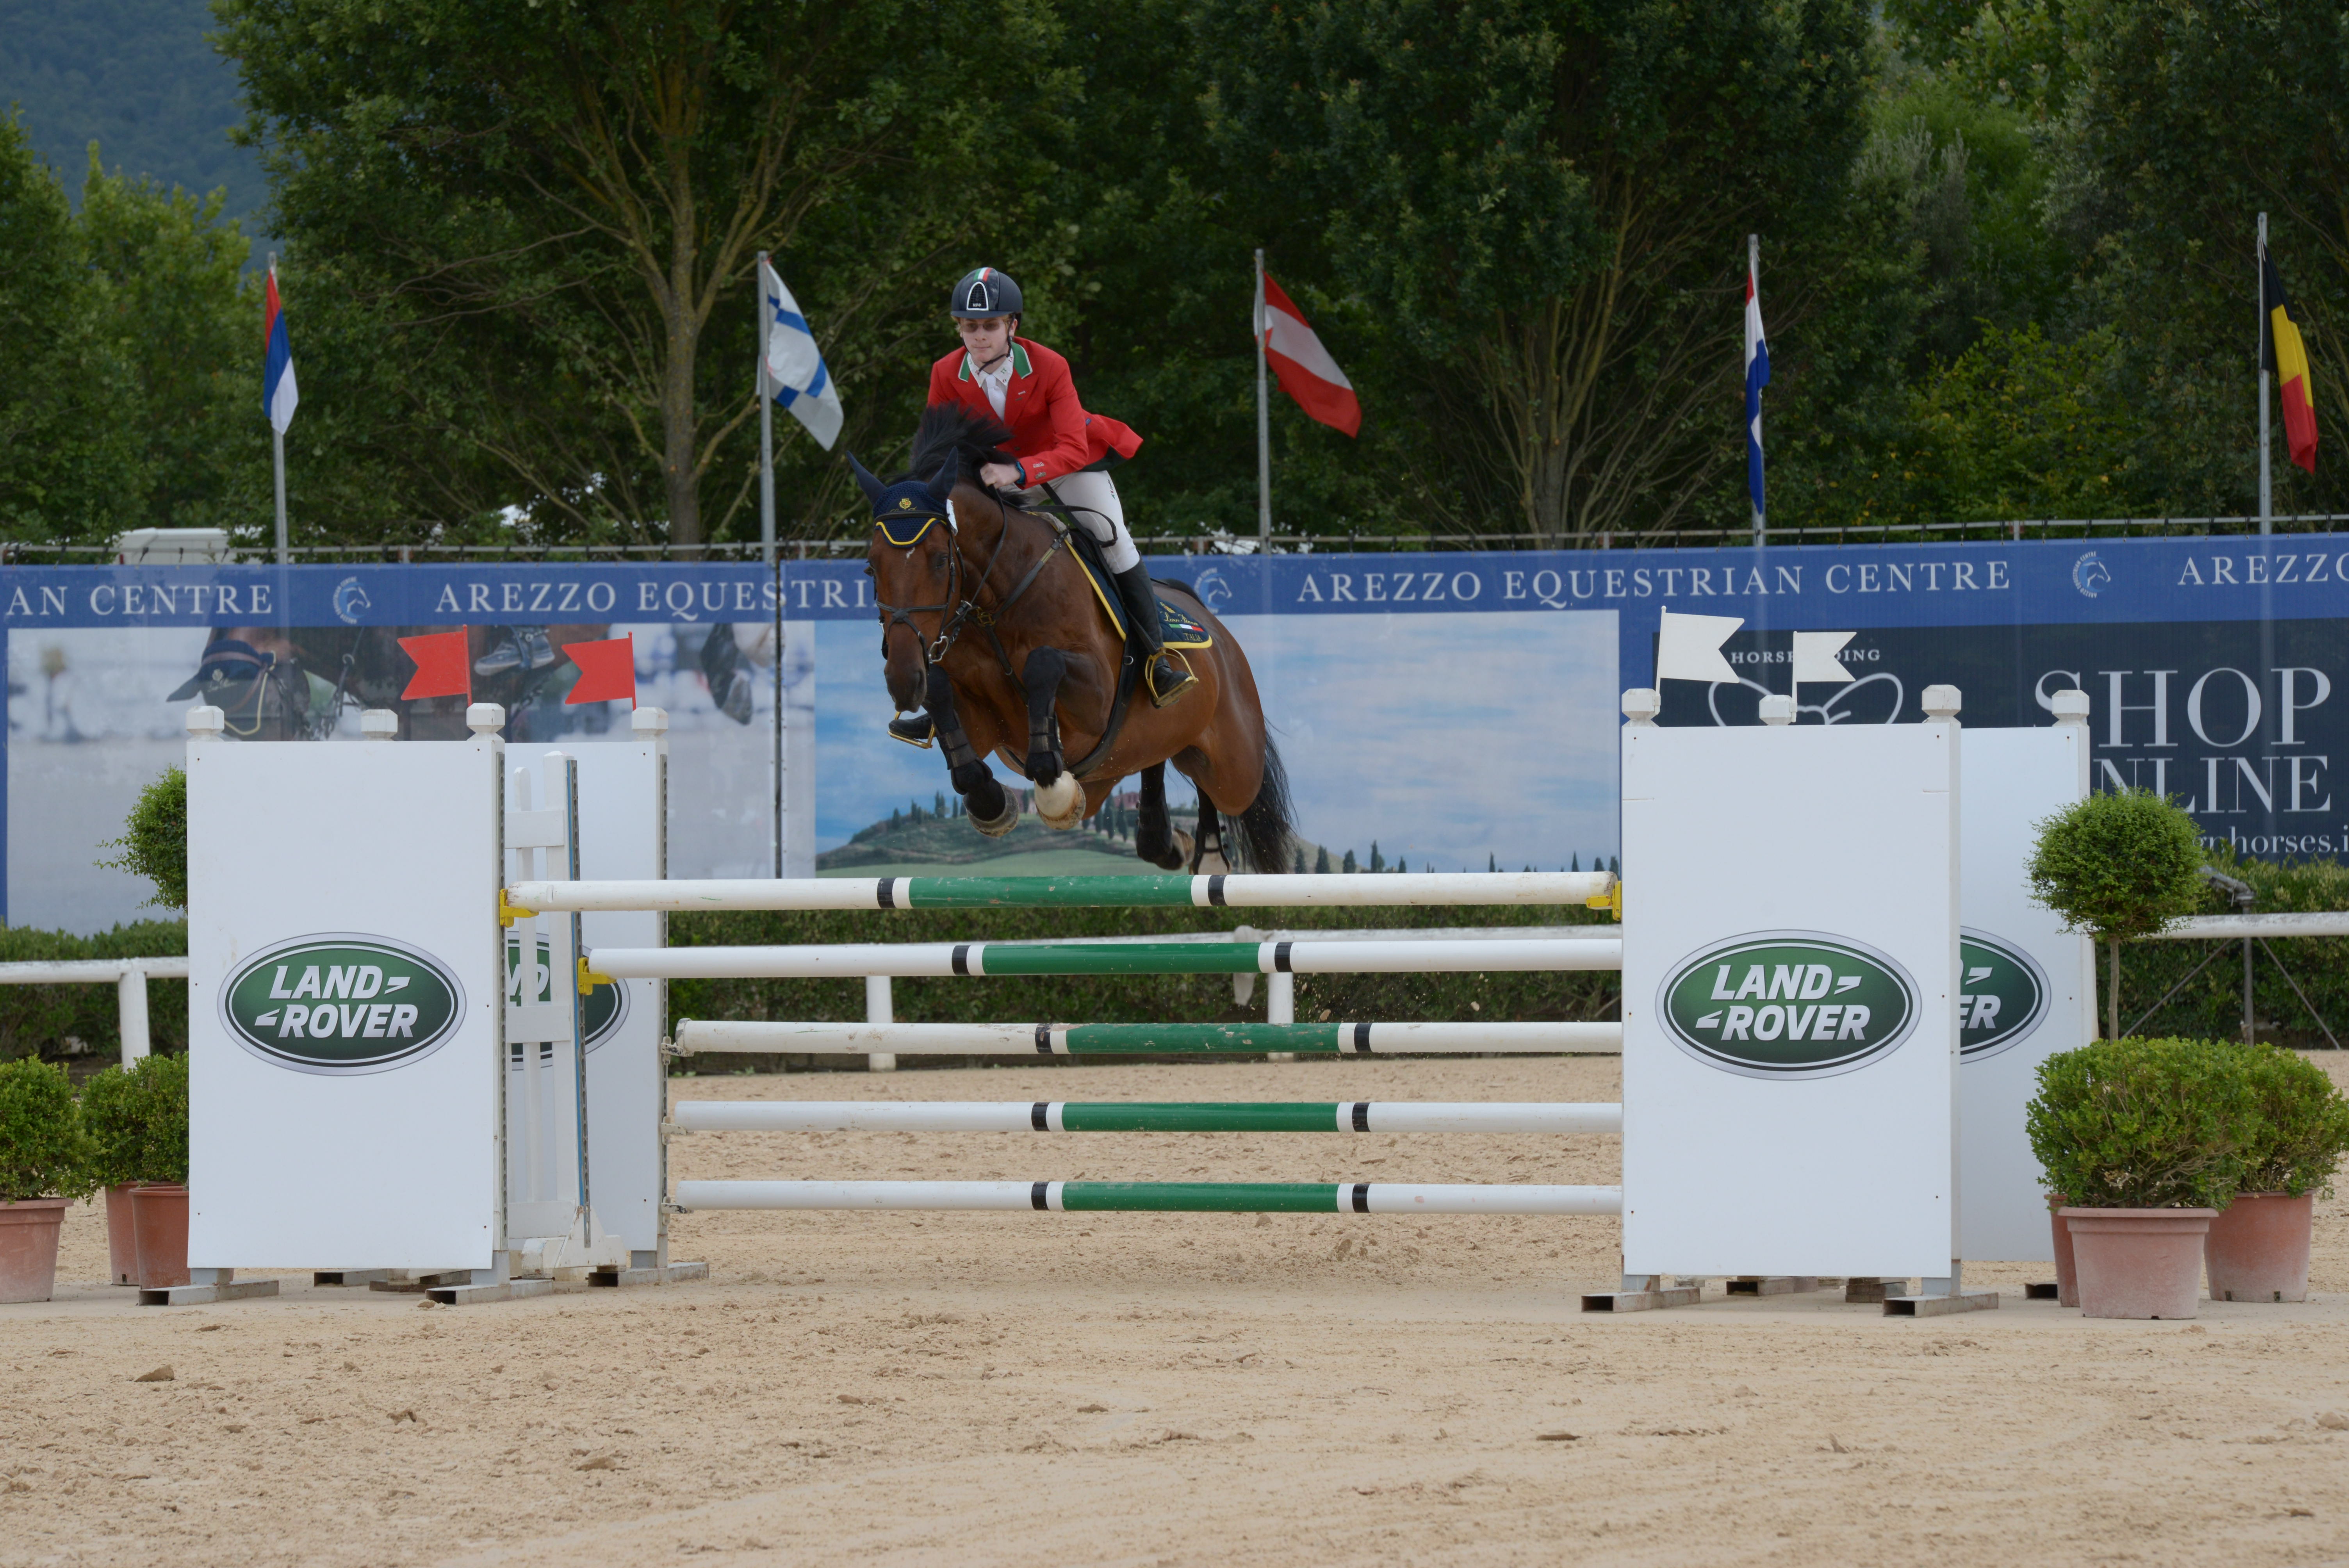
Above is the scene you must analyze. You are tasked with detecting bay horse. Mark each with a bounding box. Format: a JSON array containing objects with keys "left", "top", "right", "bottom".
[{"left": 851, "top": 406, "right": 1294, "bottom": 872}]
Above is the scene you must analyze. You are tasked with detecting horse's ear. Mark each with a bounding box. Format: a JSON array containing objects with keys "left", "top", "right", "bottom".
[
  {"left": 925, "top": 453, "right": 959, "bottom": 503},
  {"left": 845, "top": 452, "right": 885, "bottom": 509}
]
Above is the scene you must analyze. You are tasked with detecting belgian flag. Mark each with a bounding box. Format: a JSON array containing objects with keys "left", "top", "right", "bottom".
[{"left": 2263, "top": 247, "right": 2320, "bottom": 473}]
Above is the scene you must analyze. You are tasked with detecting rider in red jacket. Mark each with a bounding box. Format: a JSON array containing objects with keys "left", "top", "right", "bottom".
[{"left": 889, "top": 268, "right": 1194, "bottom": 746}]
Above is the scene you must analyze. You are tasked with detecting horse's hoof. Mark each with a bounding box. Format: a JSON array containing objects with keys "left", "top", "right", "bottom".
[
  {"left": 971, "top": 799, "right": 1020, "bottom": 838},
  {"left": 1157, "top": 829, "right": 1194, "bottom": 872},
  {"left": 1034, "top": 773, "right": 1084, "bottom": 830}
]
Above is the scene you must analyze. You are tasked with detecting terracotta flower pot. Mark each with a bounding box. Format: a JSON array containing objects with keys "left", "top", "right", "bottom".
[
  {"left": 2060, "top": 1207, "right": 2215, "bottom": 1319},
  {"left": 2205, "top": 1192, "right": 2314, "bottom": 1304},
  {"left": 0, "top": 1198, "right": 72, "bottom": 1304},
  {"left": 104, "top": 1184, "right": 145, "bottom": 1286},
  {"left": 2048, "top": 1196, "right": 2078, "bottom": 1309},
  {"left": 130, "top": 1183, "right": 191, "bottom": 1289}
]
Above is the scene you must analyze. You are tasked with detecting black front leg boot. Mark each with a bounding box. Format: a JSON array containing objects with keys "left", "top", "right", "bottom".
[{"left": 1110, "top": 563, "right": 1199, "bottom": 708}]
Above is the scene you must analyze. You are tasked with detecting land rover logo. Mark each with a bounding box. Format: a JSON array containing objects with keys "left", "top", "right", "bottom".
[
  {"left": 221, "top": 934, "right": 466, "bottom": 1074},
  {"left": 1958, "top": 928, "right": 2049, "bottom": 1062},
  {"left": 505, "top": 935, "right": 628, "bottom": 1051},
  {"left": 1659, "top": 931, "right": 1920, "bottom": 1079}
]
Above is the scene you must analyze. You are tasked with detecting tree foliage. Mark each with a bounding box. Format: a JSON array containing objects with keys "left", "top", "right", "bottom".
[{"left": 219, "top": 0, "right": 1071, "bottom": 548}]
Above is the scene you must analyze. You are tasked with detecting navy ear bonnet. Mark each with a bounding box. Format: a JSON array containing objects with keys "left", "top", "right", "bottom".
[{"left": 849, "top": 453, "right": 958, "bottom": 547}]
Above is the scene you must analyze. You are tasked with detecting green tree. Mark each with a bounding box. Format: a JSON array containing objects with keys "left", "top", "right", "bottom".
[
  {"left": 2027, "top": 788, "right": 2208, "bottom": 1039},
  {"left": 219, "top": 0, "right": 1071, "bottom": 547},
  {"left": 0, "top": 115, "right": 137, "bottom": 540},
  {"left": 1193, "top": 0, "right": 1877, "bottom": 542},
  {"left": 2057, "top": 0, "right": 2349, "bottom": 517}
]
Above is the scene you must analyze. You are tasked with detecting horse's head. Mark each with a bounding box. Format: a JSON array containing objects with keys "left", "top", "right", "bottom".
[{"left": 850, "top": 449, "right": 964, "bottom": 712}]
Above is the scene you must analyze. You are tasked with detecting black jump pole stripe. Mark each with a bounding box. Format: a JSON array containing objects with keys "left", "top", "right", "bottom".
[
  {"left": 1031, "top": 1102, "right": 1050, "bottom": 1131},
  {"left": 1034, "top": 1024, "right": 1053, "bottom": 1054},
  {"left": 951, "top": 944, "right": 972, "bottom": 976},
  {"left": 1273, "top": 941, "right": 1294, "bottom": 973},
  {"left": 1207, "top": 874, "right": 1228, "bottom": 906},
  {"left": 1349, "top": 1183, "right": 1371, "bottom": 1212},
  {"left": 1351, "top": 1022, "right": 1373, "bottom": 1053},
  {"left": 1030, "top": 1181, "right": 1051, "bottom": 1210},
  {"left": 1351, "top": 1101, "right": 1371, "bottom": 1132},
  {"left": 877, "top": 878, "right": 897, "bottom": 909}
]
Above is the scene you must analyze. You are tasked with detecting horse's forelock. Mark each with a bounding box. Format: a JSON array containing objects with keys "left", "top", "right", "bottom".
[{"left": 895, "top": 405, "right": 1014, "bottom": 485}]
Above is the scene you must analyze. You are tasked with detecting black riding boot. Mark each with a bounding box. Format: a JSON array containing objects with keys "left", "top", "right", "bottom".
[
  {"left": 886, "top": 712, "right": 936, "bottom": 747},
  {"left": 1111, "top": 563, "right": 1199, "bottom": 708}
]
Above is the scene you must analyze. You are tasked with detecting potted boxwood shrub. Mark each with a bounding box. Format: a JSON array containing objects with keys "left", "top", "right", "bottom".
[
  {"left": 2205, "top": 1044, "right": 2349, "bottom": 1303},
  {"left": 2028, "top": 1036, "right": 2250, "bottom": 1319},
  {"left": 101, "top": 1053, "right": 191, "bottom": 1288},
  {"left": 80, "top": 1064, "right": 147, "bottom": 1286},
  {"left": 0, "top": 1057, "right": 95, "bottom": 1303}
]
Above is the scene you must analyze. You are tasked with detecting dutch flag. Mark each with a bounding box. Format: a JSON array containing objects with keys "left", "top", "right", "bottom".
[
  {"left": 760, "top": 257, "right": 844, "bottom": 450},
  {"left": 263, "top": 263, "right": 298, "bottom": 435},
  {"left": 1745, "top": 246, "right": 1769, "bottom": 519}
]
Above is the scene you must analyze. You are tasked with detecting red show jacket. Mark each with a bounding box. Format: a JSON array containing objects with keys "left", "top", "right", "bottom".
[{"left": 927, "top": 337, "right": 1142, "bottom": 488}]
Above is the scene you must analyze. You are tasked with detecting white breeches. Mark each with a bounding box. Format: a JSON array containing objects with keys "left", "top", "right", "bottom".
[{"left": 1018, "top": 469, "right": 1137, "bottom": 573}]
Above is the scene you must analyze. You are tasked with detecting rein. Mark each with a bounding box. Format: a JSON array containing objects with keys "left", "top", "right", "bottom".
[{"left": 872, "top": 491, "right": 1069, "bottom": 683}]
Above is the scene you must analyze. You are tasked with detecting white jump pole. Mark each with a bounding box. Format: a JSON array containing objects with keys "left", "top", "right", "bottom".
[
  {"left": 670, "top": 1100, "right": 1625, "bottom": 1135},
  {"left": 511, "top": 870, "right": 1615, "bottom": 914},
  {"left": 672, "top": 1019, "right": 1622, "bottom": 1055}
]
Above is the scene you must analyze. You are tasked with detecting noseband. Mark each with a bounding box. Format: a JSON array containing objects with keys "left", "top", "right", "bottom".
[{"left": 871, "top": 494, "right": 1068, "bottom": 681}]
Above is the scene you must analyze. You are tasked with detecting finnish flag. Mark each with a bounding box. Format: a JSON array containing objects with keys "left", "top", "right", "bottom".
[{"left": 760, "top": 257, "right": 843, "bottom": 450}]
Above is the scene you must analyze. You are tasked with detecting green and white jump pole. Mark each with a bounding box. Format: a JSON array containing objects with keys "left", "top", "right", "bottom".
[
  {"left": 670, "top": 1100, "right": 1624, "bottom": 1134},
  {"left": 511, "top": 870, "right": 1614, "bottom": 914},
  {"left": 672, "top": 1019, "right": 1622, "bottom": 1056},
  {"left": 594, "top": 937, "right": 1622, "bottom": 980},
  {"left": 672, "top": 1180, "right": 1624, "bottom": 1215}
]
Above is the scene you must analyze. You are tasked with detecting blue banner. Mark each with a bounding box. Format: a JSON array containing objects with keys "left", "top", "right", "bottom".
[{"left": 9, "top": 534, "right": 2347, "bottom": 933}]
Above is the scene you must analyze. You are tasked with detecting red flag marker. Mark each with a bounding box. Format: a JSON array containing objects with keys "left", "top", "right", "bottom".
[
  {"left": 563, "top": 635, "right": 637, "bottom": 707},
  {"left": 397, "top": 629, "right": 471, "bottom": 701}
]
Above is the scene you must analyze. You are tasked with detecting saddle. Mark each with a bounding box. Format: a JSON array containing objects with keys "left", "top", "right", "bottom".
[{"left": 1019, "top": 495, "right": 1208, "bottom": 778}]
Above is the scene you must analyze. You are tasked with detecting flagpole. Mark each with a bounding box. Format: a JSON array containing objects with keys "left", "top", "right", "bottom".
[
  {"left": 757, "top": 252, "right": 784, "bottom": 877},
  {"left": 1748, "top": 234, "right": 1764, "bottom": 550},
  {"left": 1255, "top": 248, "right": 1272, "bottom": 553},
  {"left": 2258, "top": 214, "right": 2272, "bottom": 536},
  {"left": 270, "top": 254, "right": 289, "bottom": 567}
]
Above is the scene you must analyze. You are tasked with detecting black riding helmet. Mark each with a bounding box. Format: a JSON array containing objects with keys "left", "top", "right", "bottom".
[{"left": 950, "top": 267, "right": 1022, "bottom": 319}]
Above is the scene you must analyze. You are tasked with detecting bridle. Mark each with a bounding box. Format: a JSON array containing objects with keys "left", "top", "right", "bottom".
[{"left": 870, "top": 488, "right": 1069, "bottom": 682}]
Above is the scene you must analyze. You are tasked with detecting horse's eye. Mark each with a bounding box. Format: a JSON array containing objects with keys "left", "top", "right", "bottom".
[{"left": 930, "top": 552, "right": 948, "bottom": 576}]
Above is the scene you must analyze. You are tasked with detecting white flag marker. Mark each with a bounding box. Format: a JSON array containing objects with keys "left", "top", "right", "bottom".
[
  {"left": 760, "top": 257, "right": 844, "bottom": 450},
  {"left": 1791, "top": 631, "right": 1856, "bottom": 687},
  {"left": 1654, "top": 607, "right": 1742, "bottom": 685}
]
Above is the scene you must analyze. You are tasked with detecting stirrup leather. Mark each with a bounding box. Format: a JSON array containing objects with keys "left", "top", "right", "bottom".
[
  {"left": 1145, "top": 652, "right": 1199, "bottom": 709},
  {"left": 887, "top": 712, "right": 936, "bottom": 748}
]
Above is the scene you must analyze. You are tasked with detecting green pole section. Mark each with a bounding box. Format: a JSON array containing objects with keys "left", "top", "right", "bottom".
[
  {"left": 904, "top": 876, "right": 1198, "bottom": 908},
  {"left": 1058, "top": 1022, "right": 1348, "bottom": 1053},
  {"left": 1057, "top": 1103, "right": 1342, "bottom": 1132},
  {"left": 979, "top": 942, "right": 1256, "bottom": 975},
  {"left": 1059, "top": 1182, "right": 1340, "bottom": 1212}
]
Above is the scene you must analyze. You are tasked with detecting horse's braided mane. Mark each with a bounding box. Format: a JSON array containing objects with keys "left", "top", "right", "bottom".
[{"left": 894, "top": 404, "right": 1016, "bottom": 486}]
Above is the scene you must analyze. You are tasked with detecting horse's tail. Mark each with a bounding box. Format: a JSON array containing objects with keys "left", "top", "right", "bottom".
[{"left": 1226, "top": 737, "right": 1298, "bottom": 873}]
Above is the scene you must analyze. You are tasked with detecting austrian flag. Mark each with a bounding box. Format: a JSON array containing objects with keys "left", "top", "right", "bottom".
[{"left": 1259, "top": 272, "right": 1361, "bottom": 437}]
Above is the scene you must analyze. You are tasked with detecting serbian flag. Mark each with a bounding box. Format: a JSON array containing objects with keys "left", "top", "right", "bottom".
[
  {"left": 2263, "top": 246, "right": 2319, "bottom": 473},
  {"left": 1745, "top": 250, "right": 1770, "bottom": 515},
  {"left": 263, "top": 263, "right": 298, "bottom": 434},
  {"left": 562, "top": 635, "right": 637, "bottom": 707},
  {"left": 1259, "top": 271, "right": 1361, "bottom": 437}
]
